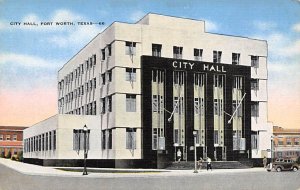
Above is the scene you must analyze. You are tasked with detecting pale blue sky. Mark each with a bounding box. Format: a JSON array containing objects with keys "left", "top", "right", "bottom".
[{"left": 0, "top": 0, "right": 299, "bottom": 128}]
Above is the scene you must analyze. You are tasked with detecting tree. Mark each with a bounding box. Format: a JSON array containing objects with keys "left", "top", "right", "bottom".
[{"left": 296, "top": 156, "right": 300, "bottom": 164}]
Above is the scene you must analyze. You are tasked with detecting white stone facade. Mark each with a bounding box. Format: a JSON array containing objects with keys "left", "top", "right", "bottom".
[{"left": 24, "top": 13, "right": 271, "bottom": 162}]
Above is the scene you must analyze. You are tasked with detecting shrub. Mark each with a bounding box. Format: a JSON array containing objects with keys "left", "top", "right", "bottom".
[
  {"left": 17, "top": 151, "right": 23, "bottom": 162},
  {"left": 6, "top": 151, "right": 11, "bottom": 159},
  {"left": 0, "top": 151, "right": 4, "bottom": 158}
]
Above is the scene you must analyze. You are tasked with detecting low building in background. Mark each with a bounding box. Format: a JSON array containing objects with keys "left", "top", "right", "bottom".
[
  {"left": 273, "top": 126, "right": 300, "bottom": 160},
  {"left": 0, "top": 126, "right": 27, "bottom": 158}
]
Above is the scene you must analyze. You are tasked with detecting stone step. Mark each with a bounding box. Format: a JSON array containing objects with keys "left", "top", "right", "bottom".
[{"left": 166, "top": 161, "right": 253, "bottom": 170}]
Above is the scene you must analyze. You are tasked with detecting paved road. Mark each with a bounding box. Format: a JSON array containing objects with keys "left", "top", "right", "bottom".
[{"left": 0, "top": 164, "right": 300, "bottom": 190}]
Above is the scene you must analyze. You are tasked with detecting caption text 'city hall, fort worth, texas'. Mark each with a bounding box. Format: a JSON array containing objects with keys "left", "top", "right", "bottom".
[{"left": 23, "top": 13, "right": 273, "bottom": 168}]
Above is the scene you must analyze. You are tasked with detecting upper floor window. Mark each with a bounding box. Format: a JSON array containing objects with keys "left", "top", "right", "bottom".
[
  {"left": 101, "top": 98, "right": 106, "bottom": 114},
  {"left": 251, "top": 56, "right": 259, "bottom": 68},
  {"left": 108, "top": 44, "right": 112, "bottom": 56},
  {"left": 173, "top": 46, "right": 183, "bottom": 59},
  {"left": 287, "top": 138, "right": 292, "bottom": 145},
  {"left": 194, "top": 48, "right": 203, "bottom": 61},
  {"left": 0, "top": 134, "right": 3, "bottom": 141},
  {"left": 13, "top": 135, "right": 17, "bottom": 141},
  {"left": 251, "top": 79, "right": 259, "bottom": 90},
  {"left": 125, "top": 41, "right": 136, "bottom": 55},
  {"left": 107, "top": 70, "right": 112, "bottom": 82},
  {"left": 213, "top": 51, "right": 222, "bottom": 63},
  {"left": 101, "top": 73, "right": 106, "bottom": 85},
  {"left": 126, "top": 68, "right": 136, "bottom": 82},
  {"left": 294, "top": 138, "right": 300, "bottom": 145},
  {"left": 101, "top": 49, "right": 105, "bottom": 60},
  {"left": 107, "top": 96, "right": 112, "bottom": 112},
  {"left": 232, "top": 53, "right": 240, "bottom": 65},
  {"left": 6, "top": 135, "right": 10, "bottom": 141},
  {"left": 152, "top": 44, "right": 162, "bottom": 57},
  {"left": 251, "top": 101, "right": 259, "bottom": 117},
  {"left": 126, "top": 94, "right": 136, "bottom": 112},
  {"left": 93, "top": 54, "right": 96, "bottom": 65}
]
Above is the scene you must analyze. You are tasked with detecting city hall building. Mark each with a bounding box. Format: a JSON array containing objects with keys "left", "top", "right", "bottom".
[{"left": 23, "top": 13, "right": 272, "bottom": 168}]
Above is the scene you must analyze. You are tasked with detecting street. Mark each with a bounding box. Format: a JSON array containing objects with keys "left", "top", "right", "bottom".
[{"left": 0, "top": 163, "right": 300, "bottom": 190}]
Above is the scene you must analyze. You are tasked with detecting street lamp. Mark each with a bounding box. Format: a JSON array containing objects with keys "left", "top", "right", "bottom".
[
  {"left": 193, "top": 130, "right": 198, "bottom": 173},
  {"left": 270, "top": 136, "right": 274, "bottom": 163},
  {"left": 83, "top": 125, "right": 88, "bottom": 175}
]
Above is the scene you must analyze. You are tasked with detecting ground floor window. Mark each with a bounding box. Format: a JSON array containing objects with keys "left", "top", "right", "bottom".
[
  {"left": 126, "top": 128, "right": 136, "bottom": 149},
  {"left": 73, "top": 129, "right": 90, "bottom": 151}
]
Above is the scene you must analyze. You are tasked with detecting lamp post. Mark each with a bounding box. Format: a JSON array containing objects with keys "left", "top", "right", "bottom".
[
  {"left": 193, "top": 130, "right": 198, "bottom": 173},
  {"left": 83, "top": 125, "right": 88, "bottom": 175},
  {"left": 270, "top": 136, "right": 274, "bottom": 164}
]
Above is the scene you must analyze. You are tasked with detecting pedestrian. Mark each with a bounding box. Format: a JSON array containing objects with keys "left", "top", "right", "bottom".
[
  {"left": 197, "top": 157, "right": 203, "bottom": 171},
  {"left": 177, "top": 149, "right": 182, "bottom": 163},
  {"left": 207, "top": 157, "right": 212, "bottom": 171},
  {"left": 263, "top": 156, "right": 267, "bottom": 168}
]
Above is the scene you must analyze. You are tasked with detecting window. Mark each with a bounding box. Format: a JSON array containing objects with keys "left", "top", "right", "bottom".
[
  {"left": 213, "top": 51, "right": 222, "bottom": 63},
  {"left": 125, "top": 41, "right": 136, "bottom": 55},
  {"left": 108, "top": 44, "right": 112, "bottom": 56},
  {"left": 214, "top": 130, "right": 219, "bottom": 144},
  {"left": 126, "top": 128, "right": 136, "bottom": 149},
  {"left": 152, "top": 95, "right": 158, "bottom": 112},
  {"left": 108, "top": 129, "right": 112, "bottom": 149},
  {"left": 13, "top": 134, "right": 17, "bottom": 141},
  {"left": 38, "top": 135, "right": 41, "bottom": 151},
  {"left": 73, "top": 129, "right": 90, "bottom": 150},
  {"left": 102, "top": 130, "right": 106, "bottom": 149},
  {"left": 0, "top": 134, "right": 3, "bottom": 141},
  {"left": 194, "top": 98, "right": 200, "bottom": 115},
  {"left": 6, "top": 135, "right": 10, "bottom": 141},
  {"left": 81, "top": 64, "right": 84, "bottom": 74},
  {"left": 287, "top": 138, "right": 292, "bottom": 145},
  {"left": 152, "top": 44, "right": 162, "bottom": 57},
  {"left": 278, "top": 138, "right": 283, "bottom": 145},
  {"left": 126, "top": 94, "right": 136, "bottom": 112},
  {"left": 46, "top": 133, "right": 48, "bottom": 151},
  {"left": 232, "top": 100, "right": 242, "bottom": 117},
  {"left": 86, "top": 60, "right": 89, "bottom": 70},
  {"left": 49, "top": 131, "right": 52, "bottom": 150},
  {"left": 194, "top": 48, "right": 203, "bottom": 61},
  {"left": 101, "top": 98, "right": 106, "bottom": 114},
  {"left": 42, "top": 134, "right": 44, "bottom": 151},
  {"left": 125, "top": 68, "right": 136, "bottom": 82},
  {"left": 107, "top": 70, "right": 112, "bottom": 82},
  {"left": 93, "top": 78, "right": 96, "bottom": 88},
  {"left": 251, "top": 56, "right": 259, "bottom": 68},
  {"left": 295, "top": 138, "right": 300, "bottom": 145},
  {"left": 81, "top": 86, "right": 84, "bottom": 95},
  {"left": 174, "top": 129, "right": 179, "bottom": 145},
  {"left": 251, "top": 102, "right": 259, "bottom": 117},
  {"left": 232, "top": 53, "right": 240, "bottom": 65},
  {"left": 153, "top": 128, "right": 158, "bottom": 150},
  {"left": 101, "top": 49, "right": 105, "bottom": 60},
  {"left": 251, "top": 79, "right": 259, "bottom": 90},
  {"left": 173, "top": 46, "right": 183, "bottom": 59},
  {"left": 214, "top": 99, "right": 219, "bottom": 115},
  {"left": 251, "top": 134, "right": 258, "bottom": 149},
  {"left": 101, "top": 73, "right": 105, "bottom": 85},
  {"left": 107, "top": 96, "right": 112, "bottom": 112},
  {"left": 93, "top": 54, "right": 96, "bottom": 65},
  {"left": 92, "top": 101, "right": 97, "bottom": 115}
]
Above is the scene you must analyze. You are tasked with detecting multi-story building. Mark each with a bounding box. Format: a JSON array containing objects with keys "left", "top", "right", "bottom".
[
  {"left": 272, "top": 126, "right": 300, "bottom": 160},
  {"left": 23, "top": 13, "right": 272, "bottom": 168},
  {"left": 0, "top": 126, "right": 27, "bottom": 158}
]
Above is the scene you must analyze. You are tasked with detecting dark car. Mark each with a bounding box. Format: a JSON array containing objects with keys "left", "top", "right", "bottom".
[{"left": 268, "top": 158, "right": 299, "bottom": 172}]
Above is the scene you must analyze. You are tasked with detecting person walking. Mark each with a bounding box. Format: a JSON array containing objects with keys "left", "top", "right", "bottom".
[
  {"left": 263, "top": 156, "right": 267, "bottom": 168},
  {"left": 177, "top": 149, "right": 182, "bottom": 163},
  {"left": 207, "top": 157, "right": 212, "bottom": 171},
  {"left": 197, "top": 157, "right": 203, "bottom": 171}
]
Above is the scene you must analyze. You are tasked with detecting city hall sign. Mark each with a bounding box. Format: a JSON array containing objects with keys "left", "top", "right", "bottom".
[{"left": 172, "top": 61, "right": 227, "bottom": 73}]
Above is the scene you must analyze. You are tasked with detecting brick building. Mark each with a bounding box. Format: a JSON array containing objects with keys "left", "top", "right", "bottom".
[
  {"left": 0, "top": 126, "right": 27, "bottom": 158},
  {"left": 273, "top": 126, "right": 300, "bottom": 160}
]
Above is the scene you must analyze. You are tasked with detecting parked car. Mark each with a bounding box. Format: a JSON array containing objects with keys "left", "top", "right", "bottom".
[{"left": 267, "top": 158, "right": 299, "bottom": 172}]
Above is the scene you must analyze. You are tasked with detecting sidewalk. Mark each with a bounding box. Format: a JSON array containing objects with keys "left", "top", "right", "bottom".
[{"left": 0, "top": 158, "right": 266, "bottom": 178}]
